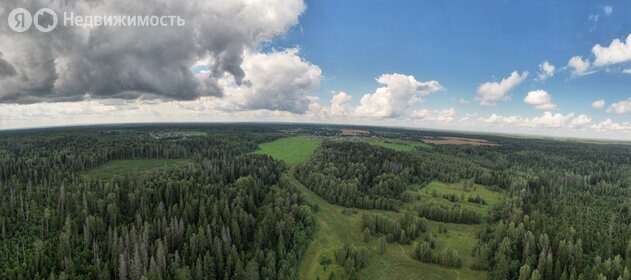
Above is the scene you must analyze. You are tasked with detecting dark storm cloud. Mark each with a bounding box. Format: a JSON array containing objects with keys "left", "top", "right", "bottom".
[
  {"left": 0, "top": 0, "right": 305, "bottom": 103},
  {"left": 0, "top": 52, "right": 16, "bottom": 77}
]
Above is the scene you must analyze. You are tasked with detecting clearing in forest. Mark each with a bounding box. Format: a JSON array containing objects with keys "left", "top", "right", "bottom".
[
  {"left": 289, "top": 173, "right": 489, "bottom": 280},
  {"left": 421, "top": 137, "right": 497, "bottom": 146},
  {"left": 409, "top": 181, "right": 505, "bottom": 217},
  {"left": 85, "top": 159, "right": 191, "bottom": 179},
  {"left": 368, "top": 140, "right": 430, "bottom": 152},
  {"left": 255, "top": 136, "right": 322, "bottom": 165}
]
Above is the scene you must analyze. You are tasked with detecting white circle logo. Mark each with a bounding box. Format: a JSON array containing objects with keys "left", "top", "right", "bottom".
[
  {"left": 33, "top": 8, "right": 57, "bottom": 32},
  {"left": 8, "top": 8, "right": 32, "bottom": 32}
]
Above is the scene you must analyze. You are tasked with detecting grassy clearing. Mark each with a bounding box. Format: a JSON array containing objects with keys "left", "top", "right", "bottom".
[
  {"left": 368, "top": 140, "right": 430, "bottom": 152},
  {"left": 408, "top": 181, "right": 504, "bottom": 217},
  {"left": 288, "top": 173, "right": 487, "bottom": 280},
  {"left": 425, "top": 221, "right": 483, "bottom": 268},
  {"left": 255, "top": 136, "right": 322, "bottom": 165},
  {"left": 85, "top": 159, "right": 191, "bottom": 179}
]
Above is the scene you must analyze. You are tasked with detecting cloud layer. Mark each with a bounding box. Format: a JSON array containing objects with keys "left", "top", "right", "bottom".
[{"left": 0, "top": 0, "right": 306, "bottom": 103}]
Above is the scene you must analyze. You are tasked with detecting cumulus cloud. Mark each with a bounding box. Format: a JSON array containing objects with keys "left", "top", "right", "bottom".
[
  {"left": 607, "top": 98, "right": 631, "bottom": 114},
  {"left": 410, "top": 108, "right": 456, "bottom": 123},
  {"left": 536, "top": 61, "right": 555, "bottom": 81},
  {"left": 311, "top": 91, "right": 354, "bottom": 119},
  {"left": 475, "top": 71, "right": 528, "bottom": 106},
  {"left": 569, "top": 114, "right": 593, "bottom": 128},
  {"left": 567, "top": 56, "right": 592, "bottom": 76},
  {"left": 592, "top": 34, "right": 631, "bottom": 67},
  {"left": 524, "top": 90, "right": 557, "bottom": 110},
  {"left": 354, "top": 73, "right": 443, "bottom": 118},
  {"left": 623, "top": 69, "right": 631, "bottom": 74},
  {"left": 221, "top": 49, "right": 322, "bottom": 114},
  {"left": 590, "top": 119, "right": 631, "bottom": 132},
  {"left": 480, "top": 112, "right": 591, "bottom": 129},
  {"left": 0, "top": 0, "right": 306, "bottom": 104},
  {"left": 592, "top": 99, "right": 606, "bottom": 109}
]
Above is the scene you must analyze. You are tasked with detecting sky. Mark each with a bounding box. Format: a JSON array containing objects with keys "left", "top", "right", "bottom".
[{"left": 1, "top": 0, "right": 631, "bottom": 140}]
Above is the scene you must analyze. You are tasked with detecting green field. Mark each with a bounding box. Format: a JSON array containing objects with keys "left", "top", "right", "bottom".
[
  {"left": 368, "top": 140, "right": 430, "bottom": 152},
  {"left": 85, "top": 159, "right": 192, "bottom": 179},
  {"left": 255, "top": 136, "right": 322, "bottom": 165},
  {"left": 289, "top": 173, "right": 488, "bottom": 280}
]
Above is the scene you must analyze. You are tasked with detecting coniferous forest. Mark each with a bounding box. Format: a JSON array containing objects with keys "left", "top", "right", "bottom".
[{"left": 1, "top": 123, "right": 631, "bottom": 280}]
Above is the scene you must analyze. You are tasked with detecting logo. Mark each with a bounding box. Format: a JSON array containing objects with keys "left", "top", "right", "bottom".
[
  {"left": 34, "top": 8, "right": 57, "bottom": 32},
  {"left": 8, "top": 8, "right": 32, "bottom": 32},
  {"left": 8, "top": 8, "right": 58, "bottom": 32}
]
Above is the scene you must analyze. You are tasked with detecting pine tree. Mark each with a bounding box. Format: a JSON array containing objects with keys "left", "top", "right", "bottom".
[
  {"left": 363, "top": 228, "right": 371, "bottom": 243},
  {"left": 378, "top": 237, "right": 386, "bottom": 255},
  {"left": 519, "top": 264, "right": 531, "bottom": 280}
]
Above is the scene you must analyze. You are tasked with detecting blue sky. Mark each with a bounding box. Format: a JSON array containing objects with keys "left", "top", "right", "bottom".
[{"left": 271, "top": 0, "right": 631, "bottom": 123}]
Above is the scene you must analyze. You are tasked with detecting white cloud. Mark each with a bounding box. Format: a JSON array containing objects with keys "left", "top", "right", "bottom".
[
  {"left": 479, "top": 112, "right": 591, "bottom": 129},
  {"left": 588, "top": 14, "right": 600, "bottom": 24},
  {"left": 623, "top": 69, "right": 631, "bottom": 74},
  {"left": 524, "top": 90, "right": 557, "bottom": 110},
  {"left": 592, "top": 99, "right": 606, "bottom": 109},
  {"left": 354, "top": 74, "right": 443, "bottom": 118},
  {"left": 602, "top": 5, "right": 613, "bottom": 16},
  {"left": 567, "top": 56, "right": 592, "bottom": 76},
  {"left": 607, "top": 98, "right": 631, "bottom": 114},
  {"left": 590, "top": 119, "right": 631, "bottom": 132},
  {"left": 475, "top": 71, "right": 528, "bottom": 106},
  {"left": 222, "top": 49, "right": 322, "bottom": 114},
  {"left": 592, "top": 34, "right": 631, "bottom": 67},
  {"left": 569, "top": 114, "right": 593, "bottom": 128},
  {"left": 536, "top": 61, "right": 556, "bottom": 81},
  {"left": 482, "top": 112, "right": 568, "bottom": 128},
  {"left": 328, "top": 92, "right": 353, "bottom": 116},
  {"left": 312, "top": 92, "right": 354, "bottom": 119},
  {"left": 588, "top": 6, "right": 613, "bottom": 31},
  {"left": 410, "top": 108, "right": 456, "bottom": 123}
]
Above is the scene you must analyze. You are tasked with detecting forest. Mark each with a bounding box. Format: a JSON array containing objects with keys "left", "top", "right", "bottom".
[{"left": 1, "top": 123, "right": 631, "bottom": 280}]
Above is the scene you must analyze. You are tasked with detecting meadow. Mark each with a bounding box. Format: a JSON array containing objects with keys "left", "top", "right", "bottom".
[
  {"left": 407, "top": 181, "right": 505, "bottom": 217},
  {"left": 255, "top": 136, "right": 322, "bottom": 165},
  {"left": 287, "top": 173, "right": 490, "bottom": 280}
]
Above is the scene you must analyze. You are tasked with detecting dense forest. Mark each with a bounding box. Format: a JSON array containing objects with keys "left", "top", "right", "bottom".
[
  {"left": 295, "top": 141, "right": 415, "bottom": 210},
  {"left": 1, "top": 124, "right": 631, "bottom": 279},
  {"left": 0, "top": 126, "right": 312, "bottom": 280}
]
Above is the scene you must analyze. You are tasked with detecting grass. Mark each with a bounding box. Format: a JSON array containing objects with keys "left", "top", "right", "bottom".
[
  {"left": 288, "top": 173, "right": 487, "bottom": 280},
  {"left": 85, "top": 159, "right": 191, "bottom": 179},
  {"left": 368, "top": 140, "right": 430, "bottom": 152},
  {"left": 410, "top": 181, "right": 505, "bottom": 217},
  {"left": 255, "top": 136, "right": 322, "bottom": 165},
  {"left": 425, "top": 221, "right": 483, "bottom": 268}
]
